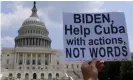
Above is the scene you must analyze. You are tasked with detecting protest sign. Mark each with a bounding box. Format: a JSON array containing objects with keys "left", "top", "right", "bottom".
[{"left": 63, "top": 12, "right": 131, "bottom": 61}]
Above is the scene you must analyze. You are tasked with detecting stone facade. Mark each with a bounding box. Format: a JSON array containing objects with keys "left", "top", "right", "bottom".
[{"left": 1, "top": 2, "right": 82, "bottom": 80}]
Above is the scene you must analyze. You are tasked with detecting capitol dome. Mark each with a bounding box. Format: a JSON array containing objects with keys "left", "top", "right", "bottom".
[{"left": 15, "top": 1, "right": 51, "bottom": 48}]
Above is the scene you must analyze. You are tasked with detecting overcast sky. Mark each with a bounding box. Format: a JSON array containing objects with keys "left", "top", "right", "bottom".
[{"left": 1, "top": 1, "right": 133, "bottom": 52}]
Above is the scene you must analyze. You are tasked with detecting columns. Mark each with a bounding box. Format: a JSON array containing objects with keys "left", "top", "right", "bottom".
[
  {"left": 44, "top": 40, "right": 46, "bottom": 47},
  {"left": 17, "top": 52, "right": 20, "bottom": 64},
  {"left": 23, "top": 53, "right": 24, "bottom": 65},
  {"left": 14, "top": 53, "right": 16, "bottom": 67},
  {"left": 45, "top": 40, "right": 47, "bottom": 47},
  {"left": 34, "top": 38, "right": 36, "bottom": 46},
  {"left": 24, "top": 53, "right": 26, "bottom": 65},
  {"left": 42, "top": 53, "right": 44, "bottom": 65},
  {"left": 42, "top": 39, "right": 44, "bottom": 46},
  {"left": 36, "top": 53, "right": 37, "bottom": 65},
  {"left": 28, "top": 38, "right": 29, "bottom": 46},
  {"left": 21, "top": 39, "right": 23, "bottom": 46},
  {"left": 37, "top": 38, "right": 38, "bottom": 46},
  {"left": 24, "top": 38, "right": 27, "bottom": 46},
  {"left": 49, "top": 53, "right": 51, "bottom": 64},
  {"left": 30, "top": 53, "right": 32, "bottom": 65},
  {"left": 31, "top": 38, "right": 32, "bottom": 46}
]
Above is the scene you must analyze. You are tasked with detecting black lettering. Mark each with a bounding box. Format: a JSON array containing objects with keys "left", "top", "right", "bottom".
[
  {"left": 106, "top": 38, "right": 111, "bottom": 44},
  {"left": 94, "top": 39, "right": 99, "bottom": 45},
  {"left": 107, "top": 47, "right": 113, "bottom": 57},
  {"left": 74, "top": 14, "right": 81, "bottom": 23},
  {"left": 84, "top": 28, "right": 90, "bottom": 37},
  {"left": 111, "top": 21, "right": 118, "bottom": 34},
  {"left": 118, "top": 38, "right": 123, "bottom": 44},
  {"left": 94, "top": 25, "right": 102, "bottom": 35},
  {"left": 122, "top": 46, "right": 128, "bottom": 56},
  {"left": 102, "top": 13, "right": 110, "bottom": 23},
  {"left": 73, "top": 48, "right": 80, "bottom": 58},
  {"left": 65, "top": 25, "right": 72, "bottom": 35},
  {"left": 94, "top": 14, "right": 101, "bottom": 23},
  {"left": 89, "top": 48, "right": 98, "bottom": 58},
  {"left": 73, "top": 28, "right": 79, "bottom": 35},
  {"left": 82, "top": 14, "right": 85, "bottom": 23},
  {"left": 66, "top": 39, "right": 73, "bottom": 45},
  {"left": 66, "top": 48, "right": 72, "bottom": 58},
  {"left": 99, "top": 47, "right": 106, "bottom": 57},
  {"left": 112, "top": 38, "right": 117, "bottom": 44},
  {"left": 114, "top": 46, "right": 121, "bottom": 56},
  {"left": 119, "top": 26, "right": 126, "bottom": 33},
  {"left": 104, "top": 27, "right": 110, "bottom": 34},
  {"left": 86, "top": 14, "right": 93, "bottom": 23},
  {"left": 88, "top": 39, "right": 93, "bottom": 45},
  {"left": 80, "top": 48, "right": 86, "bottom": 58}
]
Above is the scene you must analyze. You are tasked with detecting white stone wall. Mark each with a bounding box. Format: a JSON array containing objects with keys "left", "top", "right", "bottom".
[{"left": 1, "top": 48, "right": 82, "bottom": 79}]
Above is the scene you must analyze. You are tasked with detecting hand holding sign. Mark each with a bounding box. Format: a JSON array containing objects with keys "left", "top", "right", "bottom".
[{"left": 63, "top": 12, "right": 131, "bottom": 61}]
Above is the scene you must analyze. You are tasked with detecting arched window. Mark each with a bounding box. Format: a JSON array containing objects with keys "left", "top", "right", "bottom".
[
  {"left": 25, "top": 73, "right": 29, "bottom": 79},
  {"left": 17, "top": 73, "right": 21, "bottom": 79},
  {"left": 33, "top": 73, "right": 37, "bottom": 79},
  {"left": 56, "top": 73, "right": 59, "bottom": 79},
  {"left": 9, "top": 73, "right": 13, "bottom": 77},
  {"left": 41, "top": 73, "right": 44, "bottom": 79},
  {"left": 48, "top": 73, "right": 52, "bottom": 79}
]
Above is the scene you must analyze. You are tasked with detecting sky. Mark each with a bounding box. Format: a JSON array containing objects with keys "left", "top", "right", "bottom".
[{"left": 1, "top": 1, "right": 133, "bottom": 52}]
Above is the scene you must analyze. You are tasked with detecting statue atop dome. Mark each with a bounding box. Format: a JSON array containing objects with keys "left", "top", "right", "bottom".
[
  {"left": 33, "top": 1, "right": 36, "bottom": 8},
  {"left": 30, "top": 1, "right": 38, "bottom": 17}
]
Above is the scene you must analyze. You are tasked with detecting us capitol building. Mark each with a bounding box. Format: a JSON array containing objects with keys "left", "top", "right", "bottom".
[{"left": 1, "top": 2, "right": 83, "bottom": 80}]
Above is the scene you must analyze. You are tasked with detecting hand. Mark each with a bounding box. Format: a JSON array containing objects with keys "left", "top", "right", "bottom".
[{"left": 81, "top": 59, "right": 104, "bottom": 80}]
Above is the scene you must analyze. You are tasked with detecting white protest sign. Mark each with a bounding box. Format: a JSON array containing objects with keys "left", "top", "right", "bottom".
[{"left": 63, "top": 12, "right": 131, "bottom": 61}]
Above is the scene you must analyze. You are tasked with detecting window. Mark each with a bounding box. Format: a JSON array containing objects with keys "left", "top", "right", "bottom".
[
  {"left": 27, "top": 67, "right": 29, "bottom": 70},
  {"left": 45, "top": 60, "right": 48, "bottom": 65},
  {"left": 38, "top": 60, "right": 41, "bottom": 65},
  {"left": 41, "top": 73, "right": 44, "bottom": 79},
  {"left": 72, "top": 64, "right": 74, "bottom": 69},
  {"left": 45, "top": 66, "right": 47, "bottom": 69},
  {"left": 38, "top": 54, "right": 40, "bottom": 57},
  {"left": 27, "top": 60, "right": 30, "bottom": 65},
  {"left": 7, "top": 60, "right": 9, "bottom": 64},
  {"left": 57, "top": 61, "right": 59, "bottom": 65},
  {"left": 33, "top": 67, "right": 35, "bottom": 69},
  {"left": 56, "top": 73, "right": 59, "bottom": 79},
  {"left": 32, "top": 60, "right": 36, "bottom": 65},
  {"left": 41, "top": 68, "right": 43, "bottom": 70},
  {"left": 19, "top": 67, "right": 21, "bottom": 70},
  {"left": 7, "top": 54, "right": 9, "bottom": 56},
  {"left": 66, "top": 65, "right": 68, "bottom": 68},
  {"left": 19, "top": 60, "right": 22, "bottom": 65},
  {"left": 6, "top": 67, "right": 8, "bottom": 69},
  {"left": 17, "top": 73, "right": 21, "bottom": 79}
]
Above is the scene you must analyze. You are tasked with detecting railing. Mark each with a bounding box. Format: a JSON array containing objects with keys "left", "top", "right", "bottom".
[{"left": 73, "top": 70, "right": 80, "bottom": 79}]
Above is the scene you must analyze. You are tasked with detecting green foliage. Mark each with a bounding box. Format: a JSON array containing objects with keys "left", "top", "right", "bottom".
[
  {"left": 99, "top": 61, "right": 133, "bottom": 80},
  {"left": 120, "top": 61, "right": 133, "bottom": 80}
]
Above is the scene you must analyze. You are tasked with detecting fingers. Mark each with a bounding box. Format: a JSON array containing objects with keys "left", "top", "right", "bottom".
[
  {"left": 90, "top": 58, "right": 98, "bottom": 67},
  {"left": 98, "top": 63, "right": 104, "bottom": 72},
  {"left": 81, "top": 62, "right": 89, "bottom": 69},
  {"left": 97, "top": 60, "right": 104, "bottom": 72}
]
